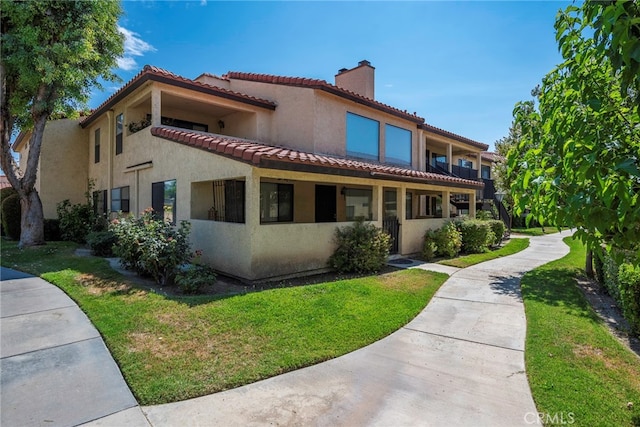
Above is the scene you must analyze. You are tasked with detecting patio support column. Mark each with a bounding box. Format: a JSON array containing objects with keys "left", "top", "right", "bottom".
[
  {"left": 418, "top": 129, "right": 425, "bottom": 171},
  {"left": 442, "top": 190, "right": 450, "bottom": 219},
  {"left": 469, "top": 191, "right": 477, "bottom": 218},
  {"left": 447, "top": 144, "right": 453, "bottom": 173},
  {"left": 151, "top": 88, "right": 161, "bottom": 127},
  {"left": 398, "top": 186, "right": 406, "bottom": 253},
  {"left": 373, "top": 184, "right": 383, "bottom": 225},
  {"left": 477, "top": 152, "right": 482, "bottom": 179},
  {"left": 245, "top": 172, "right": 260, "bottom": 229}
]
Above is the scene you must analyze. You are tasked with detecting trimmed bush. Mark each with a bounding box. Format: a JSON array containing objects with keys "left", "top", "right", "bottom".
[
  {"left": 175, "top": 261, "right": 217, "bottom": 295},
  {"left": 1, "top": 193, "right": 21, "bottom": 240},
  {"left": 57, "top": 199, "right": 95, "bottom": 243},
  {"left": 86, "top": 230, "right": 118, "bottom": 257},
  {"left": 435, "top": 221, "right": 462, "bottom": 258},
  {"left": 618, "top": 263, "right": 640, "bottom": 335},
  {"left": 458, "top": 219, "right": 495, "bottom": 254},
  {"left": 110, "top": 209, "right": 192, "bottom": 285},
  {"left": 329, "top": 219, "right": 391, "bottom": 274},
  {"left": 486, "top": 220, "right": 506, "bottom": 246},
  {"left": 0, "top": 187, "right": 17, "bottom": 236},
  {"left": 422, "top": 229, "right": 438, "bottom": 261},
  {"left": 44, "top": 219, "right": 61, "bottom": 241}
]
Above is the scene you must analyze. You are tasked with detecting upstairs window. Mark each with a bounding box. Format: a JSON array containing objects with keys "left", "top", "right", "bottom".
[
  {"left": 111, "top": 186, "right": 130, "bottom": 213},
  {"left": 152, "top": 179, "right": 177, "bottom": 225},
  {"left": 385, "top": 124, "right": 411, "bottom": 167},
  {"left": 458, "top": 159, "right": 473, "bottom": 169},
  {"left": 481, "top": 165, "right": 491, "bottom": 179},
  {"left": 346, "top": 112, "right": 379, "bottom": 161},
  {"left": 94, "top": 129, "right": 101, "bottom": 163},
  {"left": 260, "top": 182, "right": 293, "bottom": 223},
  {"left": 115, "top": 113, "right": 123, "bottom": 155}
]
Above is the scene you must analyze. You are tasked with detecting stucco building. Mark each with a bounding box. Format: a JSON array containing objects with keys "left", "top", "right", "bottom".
[{"left": 15, "top": 61, "right": 499, "bottom": 282}]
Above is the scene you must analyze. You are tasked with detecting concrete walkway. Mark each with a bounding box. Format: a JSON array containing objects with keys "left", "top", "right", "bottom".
[
  {"left": 0, "top": 267, "right": 149, "bottom": 426},
  {"left": 1, "top": 232, "right": 570, "bottom": 426},
  {"left": 142, "top": 232, "right": 570, "bottom": 426}
]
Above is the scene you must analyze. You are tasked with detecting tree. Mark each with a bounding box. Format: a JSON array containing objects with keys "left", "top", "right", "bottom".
[
  {"left": 507, "top": 1, "right": 640, "bottom": 264},
  {"left": 0, "top": 0, "right": 123, "bottom": 247}
]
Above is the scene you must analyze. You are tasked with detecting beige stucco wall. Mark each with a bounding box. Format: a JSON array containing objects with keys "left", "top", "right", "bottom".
[
  {"left": 35, "top": 119, "right": 89, "bottom": 218},
  {"left": 401, "top": 218, "right": 447, "bottom": 255}
]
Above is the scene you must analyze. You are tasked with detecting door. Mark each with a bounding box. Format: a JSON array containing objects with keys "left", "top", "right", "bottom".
[
  {"left": 383, "top": 189, "right": 400, "bottom": 254},
  {"left": 315, "top": 185, "right": 337, "bottom": 222}
]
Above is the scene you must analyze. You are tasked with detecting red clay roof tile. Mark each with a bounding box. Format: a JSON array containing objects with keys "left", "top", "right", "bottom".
[{"left": 150, "top": 126, "right": 483, "bottom": 189}]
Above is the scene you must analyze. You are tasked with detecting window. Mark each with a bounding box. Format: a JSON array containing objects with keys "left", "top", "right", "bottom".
[
  {"left": 152, "top": 180, "right": 177, "bottom": 225},
  {"left": 94, "top": 129, "right": 100, "bottom": 163},
  {"left": 92, "top": 190, "right": 107, "bottom": 216},
  {"left": 431, "top": 153, "right": 447, "bottom": 166},
  {"left": 385, "top": 124, "right": 412, "bottom": 166},
  {"left": 458, "top": 159, "right": 473, "bottom": 169},
  {"left": 406, "top": 192, "right": 413, "bottom": 220},
  {"left": 346, "top": 112, "right": 379, "bottom": 161},
  {"left": 384, "top": 189, "right": 397, "bottom": 219},
  {"left": 210, "top": 179, "right": 245, "bottom": 223},
  {"left": 115, "top": 113, "right": 123, "bottom": 155},
  {"left": 345, "top": 188, "right": 372, "bottom": 221},
  {"left": 481, "top": 165, "right": 491, "bottom": 179},
  {"left": 260, "top": 183, "right": 293, "bottom": 223},
  {"left": 111, "top": 186, "right": 130, "bottom": 212}
]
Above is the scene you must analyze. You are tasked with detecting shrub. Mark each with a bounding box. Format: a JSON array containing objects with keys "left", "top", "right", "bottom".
[
  {"left": 57, "top": 199, "right": 95, "bottom": 243},
  {"left": 86, "top": 230, "right": 118, "bottom": 257},
  {"left": 458, "top": 219, "right": 495, "bottom": 254},
  {"left": 1, "top": 193, "right": 21, "bottom": 240},
  {"left": 422, "top": 229, "right": 438, "bottom": 261},
  {"left": 617, "top": 263, "right": 640, "bottom": 335},
  {"left": 110, "top": 209, "right": 192, "bottom": 285},
  {"left": 175, "top": 252, "right": 217, "bottom": 295},
  {"left": 486, "top": 219, "right": 506, "bottom": 246},
  {"left": 435, "top": 221, "right": 462, "bottom": 258},
  {"left": 0, "top": 186, "right": 17, "bottom": 236},
  {"left": 43, "top": 219, "right": 61, "bottom": 241},
  {"left": 329, "top": 218, "right": 391, "bottom": 274},
  {"left": 476, "top": 210, "right": 494, "bottom": 220}
]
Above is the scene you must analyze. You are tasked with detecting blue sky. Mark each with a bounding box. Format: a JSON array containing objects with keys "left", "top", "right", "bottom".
[{"left": 96, "top": 0, "right": 570, "bottom": 151}]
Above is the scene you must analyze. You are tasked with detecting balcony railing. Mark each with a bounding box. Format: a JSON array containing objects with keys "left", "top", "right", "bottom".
[{"left": 451, "top": 164, "right": 479, "bottom": 180}]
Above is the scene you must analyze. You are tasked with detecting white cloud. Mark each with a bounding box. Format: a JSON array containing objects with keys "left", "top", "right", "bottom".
[{"left": 117, "top": 26, "right": 156, "bottom": 71}]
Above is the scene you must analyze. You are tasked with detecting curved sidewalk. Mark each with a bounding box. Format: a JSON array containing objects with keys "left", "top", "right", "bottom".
[
  {"left": 143, "top": 232, "right": 570, "bottom": 426},
  {"left": 0, "top": 268, "right": 149, "bottom": 426}
]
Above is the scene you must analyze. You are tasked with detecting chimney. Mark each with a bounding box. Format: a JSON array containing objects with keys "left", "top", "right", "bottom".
[{"left": 335, "top": 60, "right": 375, "bottom": 99}]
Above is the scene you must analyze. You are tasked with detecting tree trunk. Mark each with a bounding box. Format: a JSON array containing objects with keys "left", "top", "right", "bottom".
[
  {"left": 585, "top": 249, "right": 594, "bottom": 278},
  {"left": 19, "top": 189, "right": 45, "bottom": 247}
]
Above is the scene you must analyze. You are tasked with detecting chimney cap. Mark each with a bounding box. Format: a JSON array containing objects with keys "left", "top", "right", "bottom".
[
  {"left": 338, "top": 68, "right": 348, "bottom": 74},
  {"left": 358, "top": 60, "right": 372, "bottom": 67}
]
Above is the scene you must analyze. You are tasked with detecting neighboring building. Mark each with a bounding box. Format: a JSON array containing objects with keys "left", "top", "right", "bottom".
[{"left": 14, "top": 61, "right": 494, "bottom": 282}]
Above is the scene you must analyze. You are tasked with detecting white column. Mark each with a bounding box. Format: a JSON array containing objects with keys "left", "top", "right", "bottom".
[
  {"left": 417, "top": 130, "right": 425, "bottom": 171},
  {"left": 442, "top": 190, "right": 450, "bottom": 219},
  {"left": 469, "top": 191, "right": 477, "bottom": 218},
  {"left": 373, "top": 184, "right": 383, "bottom": 224},
  {"left": 477, "top": 152, "right": 482, "bottom": 179},
  {"left": 151, "top": 88, "right": 162, "bottom": 127},
  {"left": 447, "top": 144, "right": 453, "bottom": 173}
]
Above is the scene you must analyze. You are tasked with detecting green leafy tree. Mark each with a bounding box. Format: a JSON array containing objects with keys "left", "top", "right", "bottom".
[
  {"left": 507, "top": 1, "right": 640, "bottom": 264},
  {"left": 0, "top": 0, "right": 123, "bottom": 247}
]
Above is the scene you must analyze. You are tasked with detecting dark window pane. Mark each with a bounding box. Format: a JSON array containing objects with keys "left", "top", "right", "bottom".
[
  {"left": 385, "top": 124, "right": 411, "bottom": 166},
  {"left": 346, "top": 112, "right": 379, "bottom": 161}
]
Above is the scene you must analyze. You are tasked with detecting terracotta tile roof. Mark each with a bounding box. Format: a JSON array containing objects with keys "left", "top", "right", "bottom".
[
  {"left": 224, "top": 71, "right": 425, "bottom": 124},
  {"left": 420, "top": 123, "right": 489, "bottom": 150},
  {"left": 481, "top": 151, "right": 503, "bottom": 162},
  {"left": 81, "top": 65, "right": 277, "bottom": 128},
  {"left": 0, "top": 175, "right": 11, "bottom": 190},
  {"left": 151, "top": 126, "right": 483, "bottom": 189}
]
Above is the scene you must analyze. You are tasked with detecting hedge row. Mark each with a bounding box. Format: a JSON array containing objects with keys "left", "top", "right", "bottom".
[
  {"left": 595, "top": 249, "right": 640, "bottom": 335},
  {"left": 423, "top": 219, "right": 506, "bottom": 261}
]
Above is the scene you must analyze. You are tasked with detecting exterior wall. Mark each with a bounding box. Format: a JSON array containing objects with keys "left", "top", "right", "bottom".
[
  {"left": 37, "top": 119, "right": 88, "bottom": 218},
  {"left": 191, "top": 220, "right": 253, "bottom": 280},
  {"left": 87, "top": 116, "right": 111, "bottom": 199},
  {"left": 401, "top": 218, "right": 447, "bottom": 255}
]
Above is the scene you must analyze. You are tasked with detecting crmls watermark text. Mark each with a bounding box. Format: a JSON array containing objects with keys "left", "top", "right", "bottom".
[{"left": 524, "top": 412, "right": 576, "bottom": 425}]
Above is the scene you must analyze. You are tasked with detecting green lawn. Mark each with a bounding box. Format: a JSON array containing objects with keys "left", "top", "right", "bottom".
[
  {"left": 522, "top": 237, "right": 640, "bottom": 426},
  {"left": 438, "top": 237, "right": 529, "bottom": 268},
  {"left": 511, "top": 227, "right": 561, "bottom": 236},
  {"left": 1, "top": 240, "right": 447, "bottom": 405}
]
